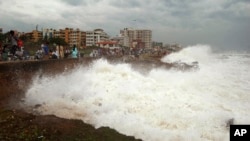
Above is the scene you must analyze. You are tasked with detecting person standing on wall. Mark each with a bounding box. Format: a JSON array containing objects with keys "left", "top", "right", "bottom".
[
  {"left": 43, "top": 42, "right": 49, "bottom": 59},
  {"left": 71, "top": 44, "right": 78, "bottom": 58},
  {"left": 59, "top": 45, "right": 64, "bottom": 59},
  {"left": 9, "top": 30, "right": 18, "bottom": 58}
]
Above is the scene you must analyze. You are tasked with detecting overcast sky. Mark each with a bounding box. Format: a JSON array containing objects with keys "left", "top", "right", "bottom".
[{"left": 1, "top": 0, "right": 250, "bottom": 51}]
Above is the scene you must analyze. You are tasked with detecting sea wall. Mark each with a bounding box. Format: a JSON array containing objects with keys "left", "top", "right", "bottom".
[
  {"left": 0, "top": 58, "right": 142, "bottom": 141},
  {"left": 0, "top": 58, "right": 94, "bottom": 108},
  {"left": 0, "top": 56, "right": 194, "bottom": 108}
]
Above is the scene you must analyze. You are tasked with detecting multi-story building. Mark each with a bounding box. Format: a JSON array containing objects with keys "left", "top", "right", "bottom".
[
  {"left": 120, "top": 28, "right": 152, "bottom": 49},
  {"left": 86, "top": 29, "right": 109, "bottom": 47},
  {"left": 25, "top": 30, "right": 43, "bottom": 42},
  {"left": 80, "top": 31, "right": 86, "bottom": 48},
  {"left": 53, "top": 28, "right": 72, "bottom": 44},
  {"left": 69, "top": 28, "right": 86, "bottom": 48},
  {"left": 53, "top": 30, "right": 61, "bottom": 38},
  {"left": 110, "top": 34, "right": 124, "bottom": 46},
  {"left": 42, "top": 28, "right": 55, "bottom": 39},
  {"left": 43, "top": 28, "right": 86, "bottom": 48},
  {"left": 10, "top": 27, "right": 108, "bottom": 48}
]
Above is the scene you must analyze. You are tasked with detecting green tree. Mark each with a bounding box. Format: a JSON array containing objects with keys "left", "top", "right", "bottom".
[
  {"left": 19, "top": 34, "right": 29, "bottom": 42},
  {"left": 0, "top": 32, "right": 8, "bottom": 43},
  {"left": 49, "top": 37, "right": 67, "bottom": 46},
  {"left": 0, "top": 33, "right": 4, "bottom": 42},
  {"left": 44, "top": 34, "right": 48, "bottom": 41}
]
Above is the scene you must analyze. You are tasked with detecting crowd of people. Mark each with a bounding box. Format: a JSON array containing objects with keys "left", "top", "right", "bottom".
[
  {"left": 0, "top": 30, "right": 80, "bottom": 61},
  {"left": 0, "top": 30, "right": 27, "bottom": 61},
  {"left": 34, "top": 43, "right": 80, "bottom": 60},
  {"left": 1, "top": 30, "right": 173, "bottom": 62}
]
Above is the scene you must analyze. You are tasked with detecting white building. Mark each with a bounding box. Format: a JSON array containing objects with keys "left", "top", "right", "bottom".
[
  {"left": 86, "top": 29, "right": 109, "bottom": 47},
  {"left": 42, "top": 28, "right": 55, "bottom": 39},
  {"left": 120, "top": 28, "right": 152, "bottom": 49}
]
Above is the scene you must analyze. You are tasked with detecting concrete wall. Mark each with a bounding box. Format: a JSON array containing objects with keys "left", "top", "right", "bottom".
[{"left": 0, "top": 58, "right": 93, "bottom": 108}]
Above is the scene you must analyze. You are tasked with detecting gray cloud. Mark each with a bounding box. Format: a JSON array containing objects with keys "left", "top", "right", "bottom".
[
  {"left": 109, "top": 0, "right": 142, "bottom": 8},
  {"left": 0, "top": 0, "right": 249, "bottom": 51},
  {"left": 60, "top": 0, "right": 84, "bottom": 6}
]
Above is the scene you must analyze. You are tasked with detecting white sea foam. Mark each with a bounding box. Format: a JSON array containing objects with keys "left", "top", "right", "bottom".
[
  {"left": 161, "top": 44, "right": 214, "bottom": 65},
  {"left": 23, "top": 45, "right": 250, "bottom": 141}
]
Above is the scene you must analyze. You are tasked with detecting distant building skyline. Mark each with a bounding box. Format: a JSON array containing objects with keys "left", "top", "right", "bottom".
[{"left": 1, "top": 27, "right": 154, "bottom": 49}]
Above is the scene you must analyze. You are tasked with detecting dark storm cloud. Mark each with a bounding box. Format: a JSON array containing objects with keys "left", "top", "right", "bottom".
[{"left": 1, "top": 0, "right": 249, "bottom": 50}]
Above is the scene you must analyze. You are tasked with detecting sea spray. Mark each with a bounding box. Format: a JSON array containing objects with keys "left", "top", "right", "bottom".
[{"left": 23, "top": 45, "right": 250, "bottom": 141}]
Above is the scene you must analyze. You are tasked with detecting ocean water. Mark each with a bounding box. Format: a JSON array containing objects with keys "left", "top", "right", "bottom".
[{"left": 23, "top": 45, "right": 250, "bottom": 141}]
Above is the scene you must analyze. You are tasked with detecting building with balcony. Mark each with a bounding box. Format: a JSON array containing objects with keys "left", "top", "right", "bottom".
[
  {"left": 25, "top": 30, "right": 43, "bottom": 42},
  {"left": 69, "top": 28, "right": 86, "bottom": 48},
  {"left": 42, "top": 28, "right": 86, "bottom": 48},
  {"left": 52, "top": 28, "right": 72, "bottom": 44},
  {"left": 86, "top": 29, "right": 109, "bottom": 47},
  {"left": 120, "top": 28, "right": 152, "bottom": 49},
  {"left": 42, "top": 28, "right": 55, "bottom": 39}
]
